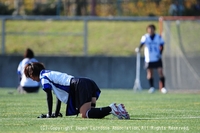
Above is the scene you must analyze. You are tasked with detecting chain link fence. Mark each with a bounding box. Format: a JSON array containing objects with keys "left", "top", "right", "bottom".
[{"left": 162, "top": 17, "right": 200, "bottom": 90}]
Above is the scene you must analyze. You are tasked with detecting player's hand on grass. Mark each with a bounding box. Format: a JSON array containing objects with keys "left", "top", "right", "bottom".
[
  {"left": 37, "top": 112, "right": 63, "bottom": 118},
  {"left": 37, "top": 114, "right": 50, "bottom": 118},
  {"left": 51, "top": 112, "right": 63, "bottom": 118}
]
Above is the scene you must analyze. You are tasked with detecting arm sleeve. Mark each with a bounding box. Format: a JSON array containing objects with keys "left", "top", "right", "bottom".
[
  {"left": 138, "top": 43, "right": 144, "bottom": 50},
  {"left": 17, "top": 62, "right": 22, "bottom": 75},
  {"left": 159, "top": 35, "right": 165, "bottom": 46},
  {"left": 17, "top": 62, "right": 22, "bottom": 83},
  {"left": 55, "top": 98, "right": 61, "bottom": 116},
  {"left": 41, "top": 78, "right": 52, "bottom": 90},
  {"left": 140, "top": 35, "right": 146, "bottom": 45},
  {"left": 137, "top": 35, "right": 146, "bottom": 50},
  {"left": 160, "top": 45, "right": 164, "bottom": 55},
  {"left": 44, "top": 89, "right": 53, "bottom": 116},
  {"left": 159, "top": 35, "right": 165, "bottom": 54},
  {"left": 41, "top": 77, "right": 53, "bottom": 116}
]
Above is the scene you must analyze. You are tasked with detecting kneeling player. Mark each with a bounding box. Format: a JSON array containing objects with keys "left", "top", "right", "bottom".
[
  {"left": 24, "top": 62, "right": 130, "bottom": 119},
  {"left": 135, "top": 24, "right": 167, "bottom": 94}
]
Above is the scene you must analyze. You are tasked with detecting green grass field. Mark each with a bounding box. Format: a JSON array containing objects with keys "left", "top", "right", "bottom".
[{"left": 0, "top": 88, "right": 200, "bottom": 133}]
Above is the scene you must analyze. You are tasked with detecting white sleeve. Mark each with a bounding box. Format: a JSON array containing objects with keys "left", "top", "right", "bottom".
[
  {"left": 17, "top": 61, "right": 22, "bottom": 75},
  {"left": 41, "top": 78, "right": 52, "bottom": 90},
  {"left": 140, "top": 35, "right": 146, "bottom": 45}
]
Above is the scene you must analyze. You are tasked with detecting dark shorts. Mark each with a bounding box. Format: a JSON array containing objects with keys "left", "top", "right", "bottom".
[
  {"left": 70, "top": 78, "right": 101, "bottom": 110},
  {"left": 145, "top": 59, "right": 163, "bottom": 69},
  {"left": 18, "top": 86, "right": 40, "bottom": 93}
]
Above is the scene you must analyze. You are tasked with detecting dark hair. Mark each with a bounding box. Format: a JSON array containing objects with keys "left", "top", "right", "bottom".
[
  {"left": 146, "top": 24, "right": 156, "bottom": 31},
  {"left": 24, "top": 48, "right": 34, "bottom": 58},
  {"left": 24, "top": 62, "right": 45, "bottom": 78}
]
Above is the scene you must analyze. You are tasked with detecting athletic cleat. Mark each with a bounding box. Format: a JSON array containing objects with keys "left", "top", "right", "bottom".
[
  {"left": 161, "top": 87, "right": 167, "bottom": 94},
  {"left": 117, "top": 104, "right": 130, "bottom": 119},
  {"left": 148, "top": 87, "right": 155, "bottom": 93},
  {"left": 109, "top": 103, "right": 123, "bottom": 119}
]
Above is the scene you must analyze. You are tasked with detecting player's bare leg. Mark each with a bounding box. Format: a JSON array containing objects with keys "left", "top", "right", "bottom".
[
  {"left": 80, "top": 102, "right": 91, "bottom": 118},
  {"left": 147, "top": 69, "right": 155, "bottom": 93},
  {"left": 157, "top": 67, "right": 167, "bottom": 93}
]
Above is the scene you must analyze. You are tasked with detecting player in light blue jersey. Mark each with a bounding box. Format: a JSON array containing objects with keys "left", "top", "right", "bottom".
[
  {"left": 135, "top": 24, "right": 167, "bottom": 94},
  {"left": 24, "top": 62, "right": 130, "bottom": 119}
]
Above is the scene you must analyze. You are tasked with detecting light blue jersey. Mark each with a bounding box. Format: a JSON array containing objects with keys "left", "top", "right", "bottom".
[{"left": 140, "top": 33, "right": 165, "bottom": 63}]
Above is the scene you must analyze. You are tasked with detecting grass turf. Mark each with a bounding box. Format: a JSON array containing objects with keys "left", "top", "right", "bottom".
[
  {"left": 1, "top": 20, "right": 158, "bottom": 56},
  {"left": 0, "top": 88, "right": 200, "bottom": 133}
]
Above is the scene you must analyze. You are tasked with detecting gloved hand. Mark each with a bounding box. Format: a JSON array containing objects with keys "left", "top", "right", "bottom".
[
  {"left": 51, "top": 112, "right": 63, "bottom": 118},
  {"left": 37, "top": 114, "right": 50, "bottom": 118},
  {"left": 37, "top": 112, "right": 62, "bottom": 118}
]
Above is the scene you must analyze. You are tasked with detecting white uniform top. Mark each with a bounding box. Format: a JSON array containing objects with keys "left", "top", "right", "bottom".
[
  {"left": 40, "top": 70, "right": 74, "bottom": 104},
  {"left": 17, "top": 58, "right": 40, "bottom": 87},
  {"left": 140, "top": 33, "right": 165, "bottom": 63}
]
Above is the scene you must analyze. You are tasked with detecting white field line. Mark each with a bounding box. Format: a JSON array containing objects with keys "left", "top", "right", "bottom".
[{"left": 136, "top": 116, "right": 200, "bottom": 120}]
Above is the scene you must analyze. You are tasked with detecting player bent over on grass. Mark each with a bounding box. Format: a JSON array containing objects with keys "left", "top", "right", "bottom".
[
  {"left": 135, "top": 24, "right": 167, "bottom": 94},
  {"left": 24, "top": 62, "right": 130, "bottom": 119}
]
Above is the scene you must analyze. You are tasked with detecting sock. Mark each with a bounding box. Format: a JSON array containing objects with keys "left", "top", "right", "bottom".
[
  {"left": 87, "top": 107, "right": 111, "bottom": 119},
  {"left": 91, "top": 103, "right": 96, "bottom": 108},
  {"left": 148, "top": 78, "right": 154, "bottom": 87},
  {"left": 159, "top": 77, "right": 165, "bottom": 88}
]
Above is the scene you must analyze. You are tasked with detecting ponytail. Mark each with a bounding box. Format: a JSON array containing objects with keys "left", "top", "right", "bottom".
[{"left": 24, "top": 62, "right": 45, "bottom": 78}]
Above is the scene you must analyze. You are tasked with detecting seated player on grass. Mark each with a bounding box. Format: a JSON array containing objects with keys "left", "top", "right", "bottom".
[
  {"left": 17, "top": 48, "right": 40, "bottom": 94},
  {"left": 24, "top": 62, "right": 130, "bottom": 119}
]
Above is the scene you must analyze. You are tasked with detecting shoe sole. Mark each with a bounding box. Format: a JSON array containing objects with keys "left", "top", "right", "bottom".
[
  {"left": 110, "top": 103, "right": 123, "bottom": 119},
  {"left": 118, "top": 104, "right": 130, "bottom": 119}
]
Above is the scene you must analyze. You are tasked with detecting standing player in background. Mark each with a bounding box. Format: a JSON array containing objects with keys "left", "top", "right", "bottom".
[
  {"left": 17, "top": 48, "right": 40, "bottom": 93},
  {"left": 135, "top": 24, "right": 167, "bottom": 94}
]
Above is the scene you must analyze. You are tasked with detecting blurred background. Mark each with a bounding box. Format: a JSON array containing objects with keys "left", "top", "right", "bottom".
[
  {"left": 0, "top": 0, "right": 199, "bottom": 17},
  {"left": 0, "top": 0, "right": 200, "bottom": 91}
]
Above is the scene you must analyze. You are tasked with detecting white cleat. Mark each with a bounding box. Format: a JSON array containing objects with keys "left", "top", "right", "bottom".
[
  {"left": 161, "top": 87, "right": 167, "bottom": 94},
  {"left": 148, "top": 87, "right": 155, "bottom": 93},
  {"left": 109, "top": 103, "right": 123, "bottom": 119},
  {"left": 117, "top": 104, "right": 130, "bottom": 119}
]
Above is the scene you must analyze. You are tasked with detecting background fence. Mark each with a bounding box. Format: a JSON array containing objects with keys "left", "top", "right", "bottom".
[
  {"left": 0, "top": 0, "right": 198, "bottom": 16},
  {"left": 161, "top": 17, "right": 200, "bottom": 90},
  {"left": 0, "top": 16, "right": 158, "bottom": 56}
]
